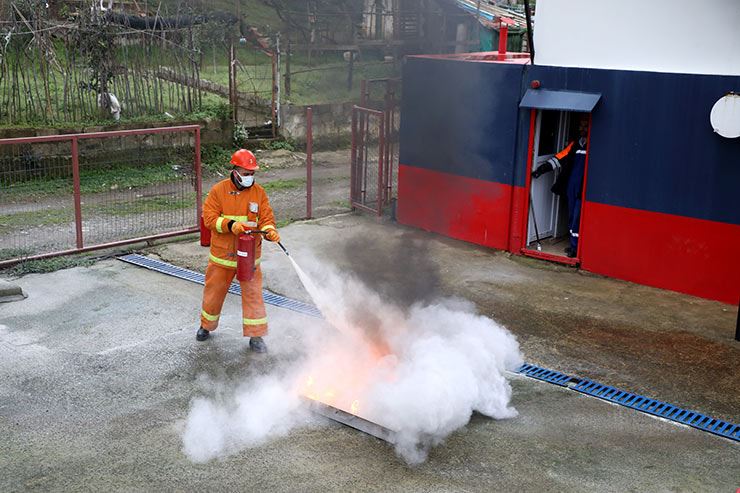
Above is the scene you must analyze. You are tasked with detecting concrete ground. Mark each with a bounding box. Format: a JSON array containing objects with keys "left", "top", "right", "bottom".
[{"left": 1, "top": 213, "right": 738, "bottom": 491}]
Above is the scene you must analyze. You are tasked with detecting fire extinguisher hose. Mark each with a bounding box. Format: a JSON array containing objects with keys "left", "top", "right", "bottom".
[{"left": 246, "top": 229, "right": 290, "bottom": 257}]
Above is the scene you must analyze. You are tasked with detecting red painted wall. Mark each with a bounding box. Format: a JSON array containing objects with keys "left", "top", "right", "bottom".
[
  {"left": 397, "top": 165, "right": 513, "bottom": 250},
  {"left": 397, "top": 165, "right": 740, "bottom": 305},
  {"left": 581, "top": 202, "right": 740, "bottom": 304}
]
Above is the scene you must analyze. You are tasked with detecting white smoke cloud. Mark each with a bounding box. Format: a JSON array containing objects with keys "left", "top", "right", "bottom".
[
  {"left": 182, "top": 374, "right": 306, "bottom": 463},
  {"left": 182, "top": 258, "right": 523, "bottom": 465}
]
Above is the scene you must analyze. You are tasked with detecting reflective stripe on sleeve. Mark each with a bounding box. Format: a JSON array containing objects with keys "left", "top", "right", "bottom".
[
  {"left": 201, "top": 309, "right": 220, "bottom": 321},
  {"left": 243, "top": 317, "right": 268, "bottom": 326},
  {"left": 216, "top": 217, "right": 226, "bottom": 233},
  {"left": 223, "top": 215, "right": 249, "bottom": 221},
  {"left": 209, "top": 254, "right": 237, "bottom": 268},
  {"left": 262, "top": 224, "right": 276, "bottom": 231}
]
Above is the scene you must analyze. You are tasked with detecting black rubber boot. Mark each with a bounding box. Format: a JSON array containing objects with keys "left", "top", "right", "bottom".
[
  {"left": 196, "top": 327, "right": 210, "bottom": 341},
  {"left": 249, "top": 336, "right": 267, "bottom": 353}
]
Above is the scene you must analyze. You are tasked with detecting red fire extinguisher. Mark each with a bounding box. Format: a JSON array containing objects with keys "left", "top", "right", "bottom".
[
  {"left": 199, "top": 216, "right": 211, "bottom": 247},
  {"left": 236, "top": 233, "right": 257, "bottom": 282}
]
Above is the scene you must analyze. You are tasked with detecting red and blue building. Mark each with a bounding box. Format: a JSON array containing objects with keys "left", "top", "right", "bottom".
[{"left": 397, "top": 52, "right": 740, "bottom": 304}]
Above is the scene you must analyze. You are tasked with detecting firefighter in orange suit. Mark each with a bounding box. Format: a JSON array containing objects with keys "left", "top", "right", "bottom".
[{"left": 196, "top": 149, "right": 280, "bottom": 353}]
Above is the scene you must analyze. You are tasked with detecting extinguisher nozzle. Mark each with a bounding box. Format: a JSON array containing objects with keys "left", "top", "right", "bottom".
[{"left": 277, "top": 242, "right": 290, "bottom": 256}]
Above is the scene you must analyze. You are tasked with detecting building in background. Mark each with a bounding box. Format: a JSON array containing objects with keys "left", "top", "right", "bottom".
[{"left": 397, "top": 0, "right": 740, "bottom": 304}]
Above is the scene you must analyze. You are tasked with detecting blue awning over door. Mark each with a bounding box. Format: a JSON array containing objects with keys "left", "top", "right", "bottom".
[{"left": 519, "top": 89, "right": 602, "bottom": 112}]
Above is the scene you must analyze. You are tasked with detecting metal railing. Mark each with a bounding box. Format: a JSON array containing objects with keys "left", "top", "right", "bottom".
[{"left": 0, "top": 125, "right": 202, "bottom": 267}]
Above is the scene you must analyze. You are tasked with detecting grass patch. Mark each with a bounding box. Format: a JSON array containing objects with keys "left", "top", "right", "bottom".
[
  {"left": 2, "top": 255, "right": 96, "bottom": 276},
  {"left": 0, "top": 208, "right": 72, "bottom": 234},
  {"left": 92, "top": 195, "right": 194, "bottom": 216},
  {"left": 276, "top": 218, "right": 295, "bottom": 229},
  {"left": 202, "top": 145, "right": 234, "bottom": 176},
  {"left": 5, "top": 162, "right": 185, "bottom": 198},
  {"left": 261, "top": 178, "right": 305, "bottom": 192},
  {"left": 266, "top": 139, "right": 296, "bottom": 152},
  {"left": 0, "top": 247, "right": 34, "bottom": 262},
  {"left": 0, "top": 194, "right": 192, "bottom": 234}
]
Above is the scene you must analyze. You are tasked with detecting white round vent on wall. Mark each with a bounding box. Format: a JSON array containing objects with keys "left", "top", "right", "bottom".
[{"left": 710, "top": 93, "right": 740, "bottom": 138}]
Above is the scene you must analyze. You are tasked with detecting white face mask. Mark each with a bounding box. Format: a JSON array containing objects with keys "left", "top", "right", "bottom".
[{"left": 235, "top": 171, "right": 255, "bottom": 188}]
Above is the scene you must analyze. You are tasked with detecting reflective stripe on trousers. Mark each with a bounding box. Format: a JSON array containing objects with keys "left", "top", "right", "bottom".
[{"left": 200, "top": 262, "right": 268, "bottom": 337}]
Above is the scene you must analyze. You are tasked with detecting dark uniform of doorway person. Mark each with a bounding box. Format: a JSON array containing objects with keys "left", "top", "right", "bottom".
[{"left": 532, "top": 114, "right": 590, "bottom": 258}]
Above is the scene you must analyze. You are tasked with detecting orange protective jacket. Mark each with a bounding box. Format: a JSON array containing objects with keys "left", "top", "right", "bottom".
[{"left": 202, "top": 177, "right": 276, "bottom": 269}]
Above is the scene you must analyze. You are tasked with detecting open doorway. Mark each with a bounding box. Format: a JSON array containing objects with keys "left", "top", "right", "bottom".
[{"left": 525, "top": 110, "right": 590, "bottom": 262}]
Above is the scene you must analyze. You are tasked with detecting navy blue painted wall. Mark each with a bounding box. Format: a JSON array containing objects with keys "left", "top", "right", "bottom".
[
  {"left": 523, "top": 66, "right": 740, "bottom": 225},
  {"left": 399, "top": 58, "right": 525, "bottom": 185},
  {"left": 399, "top": 56, "right": 740, "bottom": 225}
]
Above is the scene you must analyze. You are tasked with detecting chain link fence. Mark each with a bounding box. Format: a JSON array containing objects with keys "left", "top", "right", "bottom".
[{"left": 0, "top": 126, "right": 201, "bottom": 266}]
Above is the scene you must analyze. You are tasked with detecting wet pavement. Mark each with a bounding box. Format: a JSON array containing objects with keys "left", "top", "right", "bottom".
[{"left": 1, "top": 213, "right": 738, "bottom": 491}]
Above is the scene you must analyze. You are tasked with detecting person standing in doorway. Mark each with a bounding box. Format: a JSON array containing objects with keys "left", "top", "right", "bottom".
[
  {"left": 196, "top": 149, "right": 281, "bottom": 353},
  {"left": 532, "top": 113, "right": 590, "bottom": 258}
]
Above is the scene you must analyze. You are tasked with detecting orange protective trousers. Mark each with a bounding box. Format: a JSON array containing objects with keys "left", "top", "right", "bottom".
[{"left": 199, "top": 262, "right": 267, "bottom": 337}]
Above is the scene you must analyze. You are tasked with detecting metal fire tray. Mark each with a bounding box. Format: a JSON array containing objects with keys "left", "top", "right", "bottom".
[{"left": 303, "top": 397, "right": 396, "bottom": 444}]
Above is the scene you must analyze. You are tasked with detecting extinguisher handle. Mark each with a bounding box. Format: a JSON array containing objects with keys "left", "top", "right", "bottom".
[{"left": 245, "top": 230, "right": 268, "bottom": 236}]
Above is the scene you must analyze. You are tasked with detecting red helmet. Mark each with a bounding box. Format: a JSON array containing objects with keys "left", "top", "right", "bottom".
[{"left": 230, "top": 149, "right": 259, "bottom": 171}]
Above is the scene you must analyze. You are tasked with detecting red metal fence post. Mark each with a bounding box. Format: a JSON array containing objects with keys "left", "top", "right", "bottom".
[
  {"left": 306, "top": 106, "right": 313, "bottom": 219},
  {"left": 71, "top": 137, "right": 83, "bottom": 249},
  {"left": 377, "top": 115, "right": 385, "bottom": 216},
  {"left": 194, "top": 126, "right": 202, "bottom": 225},
  {"left": 350, "top": 106, "right": 358, "bottom": 208}
]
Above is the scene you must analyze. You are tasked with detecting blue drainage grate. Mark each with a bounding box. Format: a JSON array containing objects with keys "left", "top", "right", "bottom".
[
  {"left": 117, "top": 253, "right": 323, "bottom": 319},
  {"left": 572, "top": 378, "right": 739, "bottom": 442},
  {"left": 516, "top": 363, "right": 739, "bottom": 442},
  {"left": 516, "top": 363, "right": 575, "bottom": 387},
  {"left": 118, "top": 254, "right": 739, "bottom": 444}
]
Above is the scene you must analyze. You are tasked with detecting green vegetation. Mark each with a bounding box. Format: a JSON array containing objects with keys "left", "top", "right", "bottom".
[
  {"left": 276, "top": 218, "right": 295, "bottom": 229},
  {"left": 261, "top": 178, "right": 305, "bottom": 192},
  {"left": 0, "top": 248, "right": 34, "bottom": 262},
  {"left": 202, "top": 145, "right": 234, "bottom": 175},
  {"left": 4, "top": 162, "right": 185, "bottom": 198},
  {"left": 0, "top": 208, "right": 73, "bottom": 234},
  {"left": 93, "top": 195, "right": 194, "bottom": 216},
  {"left": 2, "top": 255, "right": 96, "bottom": 276},
  {"left": 266, "top": 139, "right": 296, "bottom": 152},
  {"left": 0, "top": 194, "right": 195, "bottom": 234}
]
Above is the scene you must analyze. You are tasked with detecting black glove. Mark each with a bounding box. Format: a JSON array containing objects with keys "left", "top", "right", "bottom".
[{"left": 532, "top": 161, "right": 553, "bottom": 179}]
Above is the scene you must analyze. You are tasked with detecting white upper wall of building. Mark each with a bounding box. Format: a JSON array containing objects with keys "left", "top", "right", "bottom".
[{"left": 533, "top": 0, "right": 740, "bottom": 76}]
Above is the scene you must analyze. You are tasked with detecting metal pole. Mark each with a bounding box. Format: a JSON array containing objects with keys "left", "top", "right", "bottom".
[
  {"left": 350, "top": 107, "right": 358, "bottom": 208},
  {"left": 377, "top": 116, "right": 385, "bottom": 216},
  {"left": 275, "top": 33, "right": 281, "bottom": 131},
  {"left": 229, "top": 42, "right": 237, "bottom": 122},
  {"left": 306, "top": 106, "right": 313, "bottom": 219},
  {"left": 285, "top": 37, "right": 291, "bottom": 98},
  {"left": 498, "top": 23, "right": 509, "bottom": 60},
  {"left": 194, "top": 127, "right": 202, "bottom": 225},
  {"left": 361, "top": 113, "right": 368, "bottom": 203},
  {"left": 523, "top": 0, "right": 535, "bottom": 63},
  {"left": 71, "top": 138, "right": 83, "bottom": 249}
]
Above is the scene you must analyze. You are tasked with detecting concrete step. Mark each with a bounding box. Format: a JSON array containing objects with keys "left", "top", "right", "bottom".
[{"left": 0, "top": 279, "right": 26, "bottom": 303}]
